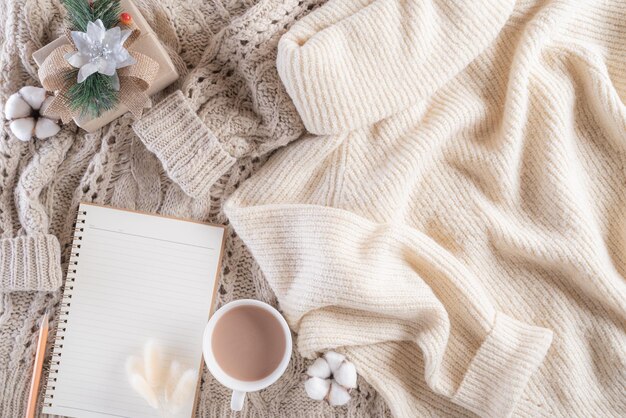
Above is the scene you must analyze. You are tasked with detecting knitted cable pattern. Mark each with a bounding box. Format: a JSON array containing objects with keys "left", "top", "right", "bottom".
[{"left": 0, "top": 0, "right": 391, "bottom": 416}]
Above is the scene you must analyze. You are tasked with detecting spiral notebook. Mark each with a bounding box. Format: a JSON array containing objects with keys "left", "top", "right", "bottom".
[{"left": 42, "top": 203, "right": 226, "bottom": 418}]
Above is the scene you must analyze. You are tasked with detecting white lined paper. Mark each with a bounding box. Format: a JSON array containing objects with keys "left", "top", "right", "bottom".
[{"left": 43, "top": 203, "right": 224, "bottom": 418}]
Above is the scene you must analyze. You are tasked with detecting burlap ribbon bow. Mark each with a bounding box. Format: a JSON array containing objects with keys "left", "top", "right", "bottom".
[{"left": 38, "top": 29, "right": 159, "bottom": 123}]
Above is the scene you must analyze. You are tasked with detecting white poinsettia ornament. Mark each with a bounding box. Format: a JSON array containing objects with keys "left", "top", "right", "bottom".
[
  {"left": 304, "top": 351, "right": 358, "bottom": 407},
  {"left": 4, "top": 86, "right": 60, "bottom": 141},
  {"left": 65, "top": 19, "right": 136, "bottom": 89}
]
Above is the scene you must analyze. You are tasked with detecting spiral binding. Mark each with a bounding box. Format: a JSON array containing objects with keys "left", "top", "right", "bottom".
[{"left": 42, "top": 209, "right": 87, "bottom": 408}]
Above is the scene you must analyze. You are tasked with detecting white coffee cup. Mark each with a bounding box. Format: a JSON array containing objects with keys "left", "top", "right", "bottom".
[{"left": 202, "top": 299, "right": 292, "bottom": 411}]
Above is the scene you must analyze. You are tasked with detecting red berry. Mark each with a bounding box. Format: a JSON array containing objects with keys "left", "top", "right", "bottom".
[{"left": 120, "top": 12, "right": 132, "bottom": 25}]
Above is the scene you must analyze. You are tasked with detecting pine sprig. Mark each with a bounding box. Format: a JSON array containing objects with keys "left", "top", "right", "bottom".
[
  {"left": 92, "top": 0, "right": 121, "bottom": 29},
  {"left": 66, "top": 71, "right": 119, "bottom": 118},
  {"left": 62, "top": 0, "right": 92, "bottom": 31},
  {"left": 62, "top": 0, "right": 121, "bottom": 31},
  {"left": 61, "top": 0, "right": 123, "bottom": 118}
]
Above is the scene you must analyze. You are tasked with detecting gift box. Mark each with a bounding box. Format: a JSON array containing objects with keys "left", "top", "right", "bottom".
[{"left": 32, "top": 0, "right": 178, "bottom": 132}]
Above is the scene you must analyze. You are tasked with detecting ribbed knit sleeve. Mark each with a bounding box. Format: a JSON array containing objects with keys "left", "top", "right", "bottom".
[
  {"left": 0, "top": 130, "right": 72, "bottom": 292},
  {"left": 132, "top": 91, "right": 237, "bottom": 199},
  {"left": 133, "top": 0, "right": 320, "bottom": 199},
  {"left": 0, "top": 234, "right": 62, "bottom": 291},
  {"left": 277, "top": 0, "right": 515, "bottom": 134}
]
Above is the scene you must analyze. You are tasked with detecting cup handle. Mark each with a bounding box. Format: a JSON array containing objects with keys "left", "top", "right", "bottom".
[{"left": 231, "top": 390, "right": 246, "bottom": 411}]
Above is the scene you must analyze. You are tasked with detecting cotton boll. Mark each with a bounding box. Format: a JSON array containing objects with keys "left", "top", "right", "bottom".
[
  {"left": 143, "top": 340, "right": 164, "bottom": 388},
  {"left": 5, "top": 88, "right": 60, "bottom": 141},
  {"left": 334, "top": 361, "right": 357, "bottom": 389},
  {"left": 307, "top": 357, "right": 331, "bottom": 379},
  {"left": 324, "top": 351, "right": 345, "bottom": 373},
  {"left": 10, "top": 118, "right": 35, "bottom": 141},
  {"left": 4, "top": 93, "right": 31, "bottom": 119},
  {"left": 304, "top": 376, "right": 331, "bottom": 400},
  {"left": 328, "top": 380, "right": 351, "bottom": 406},
  {"left": 35, "top": 117, "right": 60, "bottom": 139},
  {"left": 19, "top": 86, "right": 47, "bottom": 110},
  {"left": 305, "top": 353, "right": 359, "bottom": 406},
  {"left": 129, "top": 373, "right": 159, "bottom": 409}
]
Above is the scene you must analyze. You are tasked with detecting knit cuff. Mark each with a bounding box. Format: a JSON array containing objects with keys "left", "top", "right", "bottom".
[
  {"left": 132, "top": 90, "right": 236, "bottom": 199},
  {"left": 452, "top": 312, "right": 553, "bottom": 417},
  {"left": 0, "top": 234, "right": 63, "bottom": 292}
]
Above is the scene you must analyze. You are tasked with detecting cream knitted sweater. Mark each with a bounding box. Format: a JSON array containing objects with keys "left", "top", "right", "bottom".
[
  {"left": 0, "top": 0, "right": 390, "bottom": 416},
  {"left": 226, "top": 0, "right": 626, "bottom": 416}
]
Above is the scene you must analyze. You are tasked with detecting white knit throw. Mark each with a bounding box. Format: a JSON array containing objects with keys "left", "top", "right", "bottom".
[{"left": 226, "top": 0, "right": 626, "bottom": 417}]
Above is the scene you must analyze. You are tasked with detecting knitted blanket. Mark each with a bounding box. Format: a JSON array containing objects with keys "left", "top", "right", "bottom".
[{"left": 0, "top": 0, "right": 390, "bottom": 416}]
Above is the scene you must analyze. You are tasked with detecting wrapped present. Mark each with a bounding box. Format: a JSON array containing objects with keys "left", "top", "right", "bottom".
[{"left": 32, "top": 0, "right": 178, "bottom": 132}]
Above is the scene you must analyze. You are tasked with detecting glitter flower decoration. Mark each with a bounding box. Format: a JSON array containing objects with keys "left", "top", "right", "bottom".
[{"left": 64, "top": 19, "right": 136, "bottom": 89}]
